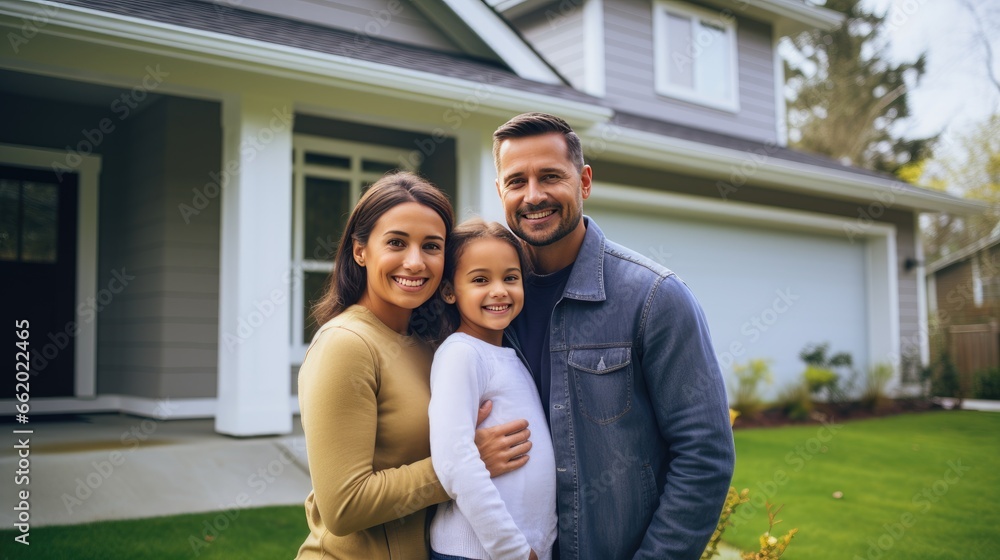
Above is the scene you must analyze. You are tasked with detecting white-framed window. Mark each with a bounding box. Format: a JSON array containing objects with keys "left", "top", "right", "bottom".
[
  {"left": 653, "top": 0, "right": 740, "bottom": 113},
  {"left": 290, "top": 135, "right": 418, "bottom": 364}
]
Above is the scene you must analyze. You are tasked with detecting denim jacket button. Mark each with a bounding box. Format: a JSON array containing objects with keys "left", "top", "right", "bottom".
[{"left": 552, "top": 404, "right": 564, "bottom": 410}]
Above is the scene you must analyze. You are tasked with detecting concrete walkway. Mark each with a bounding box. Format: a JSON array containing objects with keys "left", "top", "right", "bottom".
[{"left": 1, "top": 414, "right": 312, "bottom": 528}]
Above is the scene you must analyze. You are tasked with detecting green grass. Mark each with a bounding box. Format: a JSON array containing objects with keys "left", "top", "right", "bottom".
[
  {"left": 723, "top": 410, "right": 1000, "bottom": 560},
  {"left": 0, "top": 504, "right": 307, "bottom": 559},
  {"left": 2, "top": 411, "right": 997, "bottom": 559}
]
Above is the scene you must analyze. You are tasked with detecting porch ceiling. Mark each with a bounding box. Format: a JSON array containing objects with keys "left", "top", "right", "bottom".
[{"left": 0, "top": 68, "right": 162, "bottom": 108}]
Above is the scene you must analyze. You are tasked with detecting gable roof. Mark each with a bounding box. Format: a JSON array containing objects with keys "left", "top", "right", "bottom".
[
  {"left": 927, "top": 233, "right": 1000, "bottom": 275},
  {"left": 15, "top": 0, "right": 978, "bottom": 215},
  {"left": 49, "top": 0, "right": 593, "bottom": 104},
  {"left": 488, "top": 0, "right": 844, "bottom": 34},
  {"left": 602, "top": 111, "right": 985, "bottom": 215}
]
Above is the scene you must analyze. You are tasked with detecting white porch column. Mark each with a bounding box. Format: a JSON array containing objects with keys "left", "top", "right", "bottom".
[
  {"left": 215, "top": 94, "right": 294, "bottom": 436},
  {"left": 456, "top": 128, "right": 505, "bottom": 222}
]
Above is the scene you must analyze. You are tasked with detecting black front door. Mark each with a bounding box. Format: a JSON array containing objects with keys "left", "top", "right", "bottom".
[{"left": 0, "top": 164, "right": 78, "bottom": 398}]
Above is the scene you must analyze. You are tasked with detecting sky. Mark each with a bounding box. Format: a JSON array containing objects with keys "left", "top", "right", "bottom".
[{"left": 862, "top": 0, "right": 1000, "bottom": 153}]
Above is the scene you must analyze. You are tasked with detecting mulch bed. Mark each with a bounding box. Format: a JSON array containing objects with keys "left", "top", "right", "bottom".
[{"left": 733, "top": 398, "right": 940, "bottom": 430}]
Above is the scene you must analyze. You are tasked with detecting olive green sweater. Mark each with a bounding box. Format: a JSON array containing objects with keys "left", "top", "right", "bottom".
[{"left": 296, "top": 305, "right": 450, "bottom": 559}]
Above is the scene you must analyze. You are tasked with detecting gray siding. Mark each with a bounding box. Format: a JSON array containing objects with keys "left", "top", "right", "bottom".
[
  {"left": 888, "top": 212, "right": 922, "bottom": 367},
  {"left": 192, "top": 0, "right": 462, "bottom": 53},
  {"left": 602, "top": 0, "right": 778, "bottom": 143},
  {"left": 98, "top": 96, "right": 222, "bottom": 399},
  {"left": 512, "top": 4, "right": 587, "bottom": 91}
]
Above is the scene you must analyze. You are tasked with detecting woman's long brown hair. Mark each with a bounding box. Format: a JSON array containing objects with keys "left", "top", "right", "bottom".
[{"left": 310, "top": 171, "right": 454, "bottom": 340}]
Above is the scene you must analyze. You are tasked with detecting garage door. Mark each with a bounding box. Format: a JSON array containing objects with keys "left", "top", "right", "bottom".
[{"left": 587, "top": 197, "right": 870, "bottom": 399}]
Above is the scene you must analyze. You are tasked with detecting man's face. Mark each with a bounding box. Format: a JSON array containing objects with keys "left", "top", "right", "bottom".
[{"left": 495, "top": 132, "right": 592, "bottom": 247}]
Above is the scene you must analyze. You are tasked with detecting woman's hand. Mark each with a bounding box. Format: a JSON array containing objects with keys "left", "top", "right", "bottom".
[{"left": 474, "top": 400, "right": 532, "bottom": 477}]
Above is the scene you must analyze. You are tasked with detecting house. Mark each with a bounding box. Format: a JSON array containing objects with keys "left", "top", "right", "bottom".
[
  {"left": 0, "top": 0, "right": 981, "bottom": 435},
  {"left": 926, "top": 234, "right": 1000, "bottom": 383}
]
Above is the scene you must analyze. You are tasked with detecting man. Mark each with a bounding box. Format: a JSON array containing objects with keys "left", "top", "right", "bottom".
[{"left": 493, "top": 113, "right": 735, "bottom": 559}]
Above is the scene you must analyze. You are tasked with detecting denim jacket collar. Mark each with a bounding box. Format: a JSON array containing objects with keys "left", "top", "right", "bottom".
[{"left": 562, "top": 216, "right": 606, "bottom": 303}]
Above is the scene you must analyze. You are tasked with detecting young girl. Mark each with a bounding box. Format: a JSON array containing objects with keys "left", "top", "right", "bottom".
[{"left": 428, "top": 219, "right": 556, "bottom": 560}]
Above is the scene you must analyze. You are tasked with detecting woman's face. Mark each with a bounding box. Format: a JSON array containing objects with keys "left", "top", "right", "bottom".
[{"left": 354, "top": 202, "right": 447, "bottom": 332}]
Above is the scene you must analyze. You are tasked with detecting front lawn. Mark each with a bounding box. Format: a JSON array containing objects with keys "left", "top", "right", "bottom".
[
  {"left": 3, "top": 410, "right": 997, "bottom": 559},
  {"left": 0, "top": 504, "right": 306, "bottom": 559},
  {"left": 724, "top": 410, "right": 1000, "bottom": 559}
]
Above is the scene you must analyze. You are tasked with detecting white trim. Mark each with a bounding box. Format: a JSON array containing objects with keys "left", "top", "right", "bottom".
[
  {"left": 588, "top": 182, "right": 895, "bottom": 238},
  {"left": 915, "top": 213, "right": 930, "bottom": 366},
  {"left": 587, "top": 182, "right": 899, "bottom": 379},
  {"left": 926, "top": 233, "right": 1000, "bottom": 274},
  {"left": 215, "top": 94, "right": 294, "bottom": 437},
  {"left": 653, "top": 0, "right": 740, "bottom": 113},
  {"left": 0, "top": 394, "right": 302, "bottom": 418},
  {"left": 434, "top": 0, "right": 561, "bottom": 84},
  {"left": 866, "top": 230, "right": 901, "bottom": 378},
  {"left": 0, "top": 143, "right": 100, "bottom": 398},
  {"left": 585, "top": 123, "right": 985, "bottom": 215},
  {"left": 696, "top": 0, "right": 843, "bottom": 35},
  {"left": 455, "top": 127, "right": 504, "bottom": 223},
  {"left": 487, "top": 0, "right": 552, "bottom": 20},
  {"left": 773, "top": 33, "right": 788, "bottom": 147},
  {"left": 289, "top": 135, "right": 418, "bottom": 364},
  {"left": 0, "top": 1, "right": 609, "bottom": 124},
  {"left": 582, "top": 0, "right": 606, "bottom": 98}
]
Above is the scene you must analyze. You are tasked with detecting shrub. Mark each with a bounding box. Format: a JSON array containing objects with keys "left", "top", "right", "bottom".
[
  {"left": 860, "top": 362, "right": 893, "bottom": 411},
  {"left": 701, "top": 488, "right": 798, "bottom": 560},
  {"left": 772, "top": 380, "right": 813, "bottom": 421},
  {"left": 804, "top": 366, "right": 837, "bottom": 396},
  {"left": 930, "top": 353, "right": 963, "bottom": 400},
  {"left": 729, "top": 359, "right": 773, "bottom": 418},
  {"left": 799, "top": 342, "right": 855, "bottom": 403},
  {"left": 973, "top": 367, "right": 1000, "bottom": 400}
]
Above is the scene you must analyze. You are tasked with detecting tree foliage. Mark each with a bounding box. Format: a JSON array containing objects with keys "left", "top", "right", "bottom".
[
  {"left": 919, "top": 113, "right": 1000, "bottom": 262},
  {"left": 784, "top": 0, "right": 935, "bottom": 174}
]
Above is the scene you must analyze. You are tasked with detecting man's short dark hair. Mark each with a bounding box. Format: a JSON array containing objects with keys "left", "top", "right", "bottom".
[{"left": 492, "top": 112, "right": 584, "bottom": 172}]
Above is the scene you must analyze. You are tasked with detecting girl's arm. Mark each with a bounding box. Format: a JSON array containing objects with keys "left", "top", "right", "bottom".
[
  {"left": 429, "top": 340, "right": 533, "bottom": 559},
  {"left": 298, "top": 327, "right": 449, "bottom": 537}
]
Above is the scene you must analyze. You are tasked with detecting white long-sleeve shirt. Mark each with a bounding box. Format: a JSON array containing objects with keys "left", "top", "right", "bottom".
[{"left": 428, "top": 332, "right": 557, "bottom": 560}]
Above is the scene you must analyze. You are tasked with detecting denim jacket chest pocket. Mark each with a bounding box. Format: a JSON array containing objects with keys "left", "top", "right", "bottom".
[{"left": 567, "top": 344, "right": 633, "bottom": 424}]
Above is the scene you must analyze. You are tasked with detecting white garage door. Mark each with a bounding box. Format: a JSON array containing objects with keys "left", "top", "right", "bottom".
[{"left": 587, "top": 196, "right": 871, "bottom": 399}]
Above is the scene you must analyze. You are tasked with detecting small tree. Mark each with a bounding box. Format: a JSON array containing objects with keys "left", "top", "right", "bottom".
[{"left": 799, "top": 343, "right": 855, "bottom": 403}]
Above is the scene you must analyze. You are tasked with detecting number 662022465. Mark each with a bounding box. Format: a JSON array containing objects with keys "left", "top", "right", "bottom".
[{"left": 15, "top": 320, "right": 30, "bottom": 406}]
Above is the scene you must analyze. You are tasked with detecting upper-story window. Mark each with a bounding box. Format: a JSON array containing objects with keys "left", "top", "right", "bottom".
[{"left": 653, "top": 0, "right": 740, "bottom": 112}]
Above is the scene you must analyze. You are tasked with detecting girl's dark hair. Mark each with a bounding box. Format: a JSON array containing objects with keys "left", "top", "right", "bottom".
[
  {"left": 311, "top": 171, "right": 454, "bottom": 340},
  {"left": 434, "top": 218, "right": 529, "bottom": 343}
]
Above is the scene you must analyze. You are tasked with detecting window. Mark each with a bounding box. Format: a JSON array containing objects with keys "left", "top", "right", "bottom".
[
  {"left": 653, "top": 0, "right": 739, "bottom": 112},
  {"left": 290, "top": 136, "right": 417, "bottom": 363}
]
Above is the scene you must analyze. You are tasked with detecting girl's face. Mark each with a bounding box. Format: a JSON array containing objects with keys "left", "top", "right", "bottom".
[
  {"left": 354, "top": 202, "right": 447, "bottom": 333},
  {"left": 443, "top": 238, "right": 524, "bottom": 346}
]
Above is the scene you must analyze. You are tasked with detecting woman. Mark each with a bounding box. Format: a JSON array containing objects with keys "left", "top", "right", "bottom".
[{"left": 295, "top": 171, "right": 528, "bottom": 560}]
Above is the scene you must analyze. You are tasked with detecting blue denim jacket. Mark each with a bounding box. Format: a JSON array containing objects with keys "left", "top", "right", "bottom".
[{"left": 507, "top": 218, "right": 735, "bottom": 560}]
